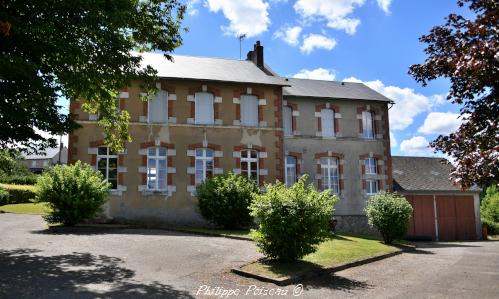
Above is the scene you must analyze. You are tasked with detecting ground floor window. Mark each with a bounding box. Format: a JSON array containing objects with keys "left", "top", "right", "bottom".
[
  {"left": 147, "top": 147, "right": 167, "bottom": 191},
  {"left": 366, "top": 180, "right": 379, "bottom": 195},
  {"left": 285, "top": 156, "right": 297, "bottom": 187},
  {"left": 320, "top": 157, "right": 339, "bottom": 193},
  {"left": 195, "top": 148, "right": 214, "bottom": 184},
  {"left": 97, "top": 147, "right": 118, "bottom": 189},
  {"left": 240, "top": 149, "right": 258, "bottom": 184}
]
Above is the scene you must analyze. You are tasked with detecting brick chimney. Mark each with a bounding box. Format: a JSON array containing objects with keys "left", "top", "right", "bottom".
[{"left": 247, "top": 41, "right": 264, "bottom": 69}]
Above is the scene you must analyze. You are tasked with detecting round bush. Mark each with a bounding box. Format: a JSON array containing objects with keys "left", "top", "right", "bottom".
[
  {"left": 481, "top": 185, "right": 499, "bottom": 233},
  {"left": 365, "top": 192, "right": 413, "bottom": 244},
  {"left": 250, "top": 176, "right": 338, "bottom": 261},
  {"left": 0, "top": 188, "right": 9, "bottom": 205},
  {"left": 35, "top": 161, "right": 110, "bottom": 226},
  {"left": 197, "top": 172, "right": 259, "bottom": 229}
]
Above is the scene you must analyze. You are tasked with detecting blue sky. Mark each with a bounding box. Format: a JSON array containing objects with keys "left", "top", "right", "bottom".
[{"left": 177, "top": 0, "right": 471, "bottom": 157}]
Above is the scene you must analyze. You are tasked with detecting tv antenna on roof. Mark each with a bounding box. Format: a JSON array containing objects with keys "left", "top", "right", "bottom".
[{"left": 238, "top": 34, "right": 246, "bottom": 60}]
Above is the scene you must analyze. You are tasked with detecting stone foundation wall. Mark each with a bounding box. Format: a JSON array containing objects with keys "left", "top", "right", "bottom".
[{"left": 334, "top": 215, "right": 379, "bottom": 236}]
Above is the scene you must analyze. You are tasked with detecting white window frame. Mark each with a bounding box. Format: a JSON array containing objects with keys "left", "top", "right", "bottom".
[
  {"left": 147, "top": 147, "right": 167, "bottom": 191},
  {"left": 366, "top": 180, "right": 379, "bottom": 195},
  {"left": 195, "top": 92, "right": 214, "bottom": 125},
  {"left": 240, "top": 94, "right": 259, "bottom": 127},
  {"left": 321, "top": 108, "right": 335, "bottom": 137},
  {"left": 195, "top": 148, "right": 214, "bottom": 184},
  {"left": 147, "top": 90, "right": 168, "bottom": 123},
  {"left": 283, "top": 106, "right": 293, "bottom": 136},
  {"left": 96, "top": 146, "right": 118, "bottom": 190},
  {"left": 285, "top": 156, "right": 297, "bottom": 187},
  {"left": 365, "top": 158, "right": 377, "bottom": 175},
  {"left": 240, "top": 149, "right": 259, "bottom": 184},
  {"left": 320, "top": 157, "right": 340, "bottom": 194},
  {"left": 362, "top": 111, "right": 375, "bottom": 139}
]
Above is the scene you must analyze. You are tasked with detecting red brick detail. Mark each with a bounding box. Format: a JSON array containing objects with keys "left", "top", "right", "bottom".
[
  {"left": 143, "top": 101, "right": 148, "bottom": 117},
  {"left": 234, "top": 145, "right": 267, "bottom": 186},
  {"left": 168, "top": 100, "right": 174, "bottom": 118},
  {"left": 287, "top": 103, "right": 298, "bottom": 132},
  {"left": 90, "top": 140, "right": 105, "bottom": 147},
  {"left": 316, "top": 104, "right": 340, "bottom": 135},
  {"left": 233, "top": 88, "right": 265, "bottom": 123},
  {"left": 160, "top": 80, "right": 175, "bottom": 94},
  {"left": 357, "top": 105, "right": 381, "bottom": 136},
  {"left": 88, "top": 140, "right": 126, "bottom": 188},
  {"left": 287, "top": 151, "right": 302, "bottom": 176},
  {"left": 274, "top": 87, "right": 284, "bottom": 182},
  {"left": 140, "top": 141, "right": 174, "bottom": 149},
  {"left": 140, "top": 142, "right": 175, "bottom": 186},
  {"left": 383, "top": 105, "right": 393, "bottom": 191},
  {"left": 315, "top": 152, "right": 344, "bottom": 192},
  {"left": 67, "top": 134, "right": 78, "bottom": 164},
  {"left": 188, "top": 86, "right": 221, "bottom": 121},
  {"left": 188, "top": 143, "right": 222, "bottom": 151},
  {"left": 118, "top": 173, "right": 124, "bottom": 185},
  {"left": 69, "top": 100, "right": 81, "bottom": 121},
  {"left": 188, "top": 143, "right": 223, "bottom": 185},
  {"left": 359, "top": 153, "right": 386, "bottom": 192}
]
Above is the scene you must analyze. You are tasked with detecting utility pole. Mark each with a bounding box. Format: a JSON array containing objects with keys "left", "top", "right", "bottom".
[{"left": 238, "top": 34, "right": 246, "bottom": 59}]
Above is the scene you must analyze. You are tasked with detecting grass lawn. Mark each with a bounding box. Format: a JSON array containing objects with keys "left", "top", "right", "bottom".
[
  {"left": 0, "top": 183, "right": 36, "bottom": 191},
  {"left": 240, "top": 234, "right": 403, "bottom": 279},
  {"left": 0, "top": 202, "right": 51, "bottom": 215}
]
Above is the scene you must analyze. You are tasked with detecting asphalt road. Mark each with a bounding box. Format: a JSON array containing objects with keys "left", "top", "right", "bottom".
[{"left": 0, "top": 213, "right": 498, "bottom": 299}]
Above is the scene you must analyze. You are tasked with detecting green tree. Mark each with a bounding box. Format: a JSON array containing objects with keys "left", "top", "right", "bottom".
[
  {"left": 481, "top": 185, "right": 499, "bottom": 233},
  {"left": 409, "top": 0, "right": 498, "bottom": 188},
  {"left": 0, "top": 0, "right": 186, "bottom": 153}
]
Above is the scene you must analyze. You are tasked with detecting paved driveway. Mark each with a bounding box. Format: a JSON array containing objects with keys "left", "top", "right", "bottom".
[{"left": 1, "top": 213, "right": 498, "bottom": 299}]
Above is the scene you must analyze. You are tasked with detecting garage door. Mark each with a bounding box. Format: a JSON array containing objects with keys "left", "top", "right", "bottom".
[
  {"left": 406, "top": 195, "right": 476, "bottom": 241},
  {"left": 406, "top": 195, "right": 436, "bottom": 241},
  {"left": 437, "top": 195, "right": 476, "bottom": 241}
]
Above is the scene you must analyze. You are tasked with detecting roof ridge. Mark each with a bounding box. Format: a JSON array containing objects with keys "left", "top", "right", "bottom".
[{"left": 140, "top": 52, "right": 252, "bottom": 63}]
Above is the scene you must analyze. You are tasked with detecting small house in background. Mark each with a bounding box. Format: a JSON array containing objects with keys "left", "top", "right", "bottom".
[
  {"left": 392, "top": 156, "right": 482, "bottom": 241},
  {"left": 23, "top": 147, "right": 68, "bottom": 173}
]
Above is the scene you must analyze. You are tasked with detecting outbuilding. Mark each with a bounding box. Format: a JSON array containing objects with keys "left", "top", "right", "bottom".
[{"left": 392, "top": 156, "right": 482, "bottom": 241}]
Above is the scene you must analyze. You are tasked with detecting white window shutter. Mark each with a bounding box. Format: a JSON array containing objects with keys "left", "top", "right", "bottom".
[
  {"left": 195, "top": 92, "right": 214, "bottom": 124},
  {"left": 240, "top": 95, "right": 258, "bottom": 126},
  {"left": 283, "top": 106, "right": 292, "bottom": 136},
  {"left": 321, "top": 109, "right": 334, "bottom": 137},
  {"left": 148, "top": 90, "right": 168, "bottom": 123}
]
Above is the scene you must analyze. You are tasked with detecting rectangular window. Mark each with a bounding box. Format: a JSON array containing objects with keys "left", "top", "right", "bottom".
[
  {"left": 362, "top": 111, "right": 374, "bottom": 139},
  {"left": 285, "top": 156, "right": 297, "bottom": 187},
  {"left": 147, "top": 147, "right": 167, "bottom": 191},
  {"left": 365, "top": 158, "right": 377, "bottom": 175},
  {"left": 321, "top": 108, "right": 335, "bottom": 137},
  {"left": 366, "top": 180, "right": 379, "bottom": 195},
  {"left": 283, "top": 106, "right": 293, "bottom": 136},
  {"left": 195, "top": 148, "right": 214, "bottom": 184},
  {"left": 240, "top": 149, "right": 258, "bottom": 184},
  {"left": 148, "top": 90, "right": 168, "bottom": 123},
  {"left": 240, "top": 95, "right": 259, "bottom": 126},
  {"left": 195, "top": 92, "right": 214, "bottom": 125},
  {"left": 97, "top": 147, "right": 118, "bottom": 190},
  {"left": 320, "top": 157, "right": 339, "bottom": 193}
]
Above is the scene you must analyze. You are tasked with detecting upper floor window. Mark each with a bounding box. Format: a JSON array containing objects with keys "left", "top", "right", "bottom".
[
  {"left": 285, "top": 156, "right": 297, "bottom": 187},
  {"left": 320, "top": 157, "right": 339, "bottom": 193},
  {"left": 195, "top": 92, "right": 214, "bottom": 125},
  {"left": 195, "top": 148, "right": 214, "bottom": 184},
  {"left": 362, "top": 111, "right": 374, "bottom": 139},
  {"left": 365, "top": 158, "right": 377, "bottom": 175},
  {"left": 321, "top": 108, "right": 335, "bottom": 137},
  {"left": 97, "top": 147, "right": 118, "bottom": 190},
  {"left": 148, "top": 90, "right": 168, "bottom": 123},
  {"left": 147, "top": 147, "right": 167, "bottom": 191},
  {"left": 366, "top": 180, "right": 379, "bottom": 195},
  {"left": 240, "top": 95, "right": 259, "bottom": 126},
  {"left": 283, "top": 106, "right": 293, "bottom": 136},
  {"left": 240, "top": 149, "right": 258, "bottom": 184}
]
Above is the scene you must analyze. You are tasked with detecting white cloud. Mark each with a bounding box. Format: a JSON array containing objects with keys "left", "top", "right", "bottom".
[
  {"left": 293, "top": 68, "right": 336, "bottom": 80},
  {"left": 205, "top": 0, "right": 270, "bottom": 37},
  {"left": 34, "top": 128, "right": 68, "bottom": 147},
  {"left": 294, "top": 0, "right": 365, "bottom": 35},
  {"left": 390, "top": 132, "right": 397, "bottom": 147},
  {"left": 273, "top": 26, "right": 302, "bottom": 46},
  {"left": 343, "top": 76, "right": 445, "bottom": 131},
  {"left": 376, "top": 0, "right": 392, "bottom": 14},
  {"left": 400, "top": 136, "right": 432, "bottom": 156},
  {"left": 186, "top": 0, "right": 200, "bottom": 16},
  {"left": 417, "top": 112, "right": 463, "bottom": 135},
  {"left": 300, "top": 34, "right": 337, "bottom": 54}
]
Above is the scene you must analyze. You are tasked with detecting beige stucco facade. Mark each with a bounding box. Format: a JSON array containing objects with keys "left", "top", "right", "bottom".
[{"left": 70, "top": 79, "right": 284, "bottom": 224}]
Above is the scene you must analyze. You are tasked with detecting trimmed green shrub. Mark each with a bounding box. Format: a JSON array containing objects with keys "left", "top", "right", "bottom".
[
  {"left": 0, "top": 149, "right": 38, "bottom": 185},
  {"left": 250, "top": 176, "right": 338, "bottom": 261},
  {"left": 197, "top": 172, "right": 259, "bottom": 229},
  {"left": 0, "top": 184, "right": 36, "bottom": 205},
  {"left": 481, "top": 185, "right": 499, "bottom": 233},
  {"left": 0, "top": 173, "right": 38, "bottom": 185},
  {"left": 365, "top": 192, "right": 413, "bottom": 244},
  {"left": 0, "top": 188, "right": 9, "bottom": 205},
  {"left": 35, "top": 161, "right": 110, "bottom": 226}
]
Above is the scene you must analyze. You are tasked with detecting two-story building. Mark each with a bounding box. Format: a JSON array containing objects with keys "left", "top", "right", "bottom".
[{"left": 69, "top": 42, "right": 393, "bottom": 232}]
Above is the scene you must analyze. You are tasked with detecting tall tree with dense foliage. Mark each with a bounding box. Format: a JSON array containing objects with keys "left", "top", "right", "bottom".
[
  {"left": 0, "top": 0, "right": 186, "bottom": 153},
  {"left": 409, "top": 0, "right": 498, "bottom": 189}
]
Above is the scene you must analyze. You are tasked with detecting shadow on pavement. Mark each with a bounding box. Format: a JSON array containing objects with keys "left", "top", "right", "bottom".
[
  {"left": 415, "top": 242, "right": 482, "bottom": 249},
  {"left": 0, "top": 248, "right": 194, "bottom": 299},
  {"left": 301, "top": 272, "right": 372, "bottom": 292}
]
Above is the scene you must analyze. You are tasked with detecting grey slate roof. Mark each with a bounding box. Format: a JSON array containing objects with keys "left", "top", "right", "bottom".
[
  {"left": 24, "top": 148, "right": 61, "bottom": 160},
  {"left": 392, "top": 156, "right": 480, "bottom": 192},
  {"left": 138, "top": 52, "right": 288, "bottom": 86},
  {"left": 283, "top": 78, "right": 392, "bottom": 102}
]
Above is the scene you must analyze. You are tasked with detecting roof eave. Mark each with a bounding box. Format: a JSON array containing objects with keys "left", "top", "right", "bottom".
[{"left": 158, "top": 76, "right": 290, "bottom": 87}]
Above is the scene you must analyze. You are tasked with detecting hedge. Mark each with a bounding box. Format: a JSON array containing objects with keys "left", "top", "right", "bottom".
[{"left": 0, "top": 184, "right": 36, "bottom": 205}]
